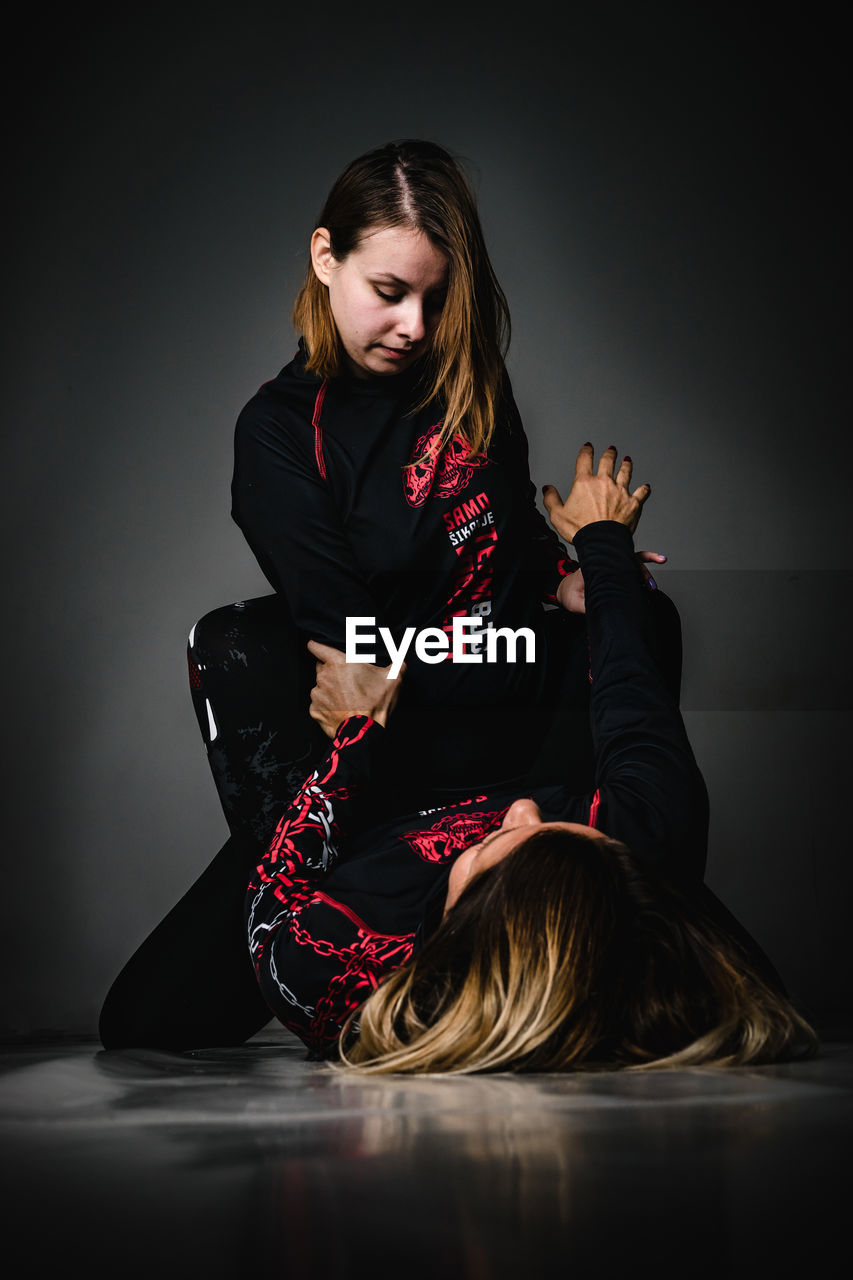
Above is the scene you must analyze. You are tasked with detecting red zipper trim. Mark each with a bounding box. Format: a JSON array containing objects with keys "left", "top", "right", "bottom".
[
  {"left": 588, "top": 788, "right": 602, "bottom": 828},
  {"left": 312, "top": 380, "right": 328, "bottom": 481}
]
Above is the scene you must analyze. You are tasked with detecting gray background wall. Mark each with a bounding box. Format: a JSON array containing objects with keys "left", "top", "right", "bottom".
[{"left": 3, "top": 2, "right": 849, "bottom": 1036}]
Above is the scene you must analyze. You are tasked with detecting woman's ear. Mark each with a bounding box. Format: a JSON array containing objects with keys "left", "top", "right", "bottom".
[{"left": 310, "top": 227, "right": 334, "bottom": 285}]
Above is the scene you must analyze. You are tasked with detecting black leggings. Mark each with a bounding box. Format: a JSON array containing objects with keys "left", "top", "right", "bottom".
[{"left": 98, "top": 592, "right": 683, "bottom": 1051}]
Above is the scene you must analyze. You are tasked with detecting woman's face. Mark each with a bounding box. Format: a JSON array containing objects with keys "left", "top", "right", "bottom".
[
  {"left": 311, "top": 223, "right": 449, "bottom": 378},
  {"left": 443, "top": 798, "right": 607, "bottom": 914}
]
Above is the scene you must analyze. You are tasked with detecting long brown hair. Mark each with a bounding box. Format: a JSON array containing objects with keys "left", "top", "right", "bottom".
[
  {"left": 292, "top": 138, "right": 511, "bottom": 459},
  {"left": 338, "top": 831, "right": 817, "bottom": 1074}
]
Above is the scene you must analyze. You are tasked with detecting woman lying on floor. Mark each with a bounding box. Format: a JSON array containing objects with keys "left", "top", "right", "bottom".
[{"left": 241, "top": 443, "right": 816, "bottom": 1073}]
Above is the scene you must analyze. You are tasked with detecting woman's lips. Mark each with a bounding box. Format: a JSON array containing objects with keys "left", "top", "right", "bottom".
[{"left": 377, "top": 346, "right": 412, "bottom": 359}]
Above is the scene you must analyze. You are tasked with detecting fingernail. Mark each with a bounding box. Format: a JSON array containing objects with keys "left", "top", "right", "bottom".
[
  {"left": 624, "top": 455, "right": 632, "bottom": 462},
  {"left": 583, "top": 441, "right": 592, "bottom": 447},
  {"left": 647, "top": 576, "right": 658, "bottom": 590}
]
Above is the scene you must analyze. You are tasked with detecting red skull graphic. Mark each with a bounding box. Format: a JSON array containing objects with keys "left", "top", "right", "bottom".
[
  {"left": 399, "top": 810, "right": 506, "bottom": 863},
  {"left": 404, "top": 427, "right": 489, "bottom": 508}
]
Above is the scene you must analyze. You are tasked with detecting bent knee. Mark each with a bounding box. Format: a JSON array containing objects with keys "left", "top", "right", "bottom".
[
  {"left": 187, "top": 596, "right": 293, "bottom": 670},
  {"left": 187, "top": 603, "right": 251, "bottom": 673}
]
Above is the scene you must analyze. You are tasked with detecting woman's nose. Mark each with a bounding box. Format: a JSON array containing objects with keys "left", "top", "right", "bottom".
[
  {"left": 397, "top": 298, "right": 426, "bottom": 342},
  {"left": 501, "top": 798, "right": 542, "bottom": 829}
]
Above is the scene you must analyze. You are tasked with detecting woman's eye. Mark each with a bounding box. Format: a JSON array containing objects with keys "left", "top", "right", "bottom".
[{"left": 375, "top": 289, "right": 404, "bottom": 303}]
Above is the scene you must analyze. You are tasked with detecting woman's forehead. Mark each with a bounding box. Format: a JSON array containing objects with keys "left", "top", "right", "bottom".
[{"left": 353, "top": 225, "right": 448, "bottom": 284}]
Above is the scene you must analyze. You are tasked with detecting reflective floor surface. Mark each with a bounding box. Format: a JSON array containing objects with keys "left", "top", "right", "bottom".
[{"left": 1, "top": 1028, "right": 850, "bottom": 1277}]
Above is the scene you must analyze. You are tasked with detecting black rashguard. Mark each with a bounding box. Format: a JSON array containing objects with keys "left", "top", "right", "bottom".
[
  {"left": 245, "top": 521, "right": 710, "bottom": 1057},
  {"left": 231, "top": 344, "right": 576, "bottom": 735}
]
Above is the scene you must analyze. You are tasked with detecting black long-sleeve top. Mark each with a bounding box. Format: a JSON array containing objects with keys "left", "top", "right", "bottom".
[
  {"left": 245, "top": 521, "right": 710, "bottom": 1056},
  {"left": 231, "top": 344, "right": 575, "bottom": 721}
]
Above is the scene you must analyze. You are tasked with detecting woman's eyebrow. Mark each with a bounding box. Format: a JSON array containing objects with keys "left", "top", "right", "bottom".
[{"left": 371, "top": 273, "right": 447, "bottom": 294}]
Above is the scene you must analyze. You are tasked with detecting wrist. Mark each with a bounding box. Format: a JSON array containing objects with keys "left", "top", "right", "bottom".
[
  {"left": 573, "top": 520, "right": 636, "bottom": 562},
  {"left": 556, "top": 575, "right": 574, "bottom": 610},
  {"left": 334, "top": 713, "right": 385, "bottom": 739}
]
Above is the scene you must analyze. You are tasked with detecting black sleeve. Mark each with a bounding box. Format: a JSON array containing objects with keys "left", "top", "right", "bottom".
[
  {"left": 574, "top": 521, "right": 709, "bottom": 880},
  {"left": 499, "top": 372, "right": 578, "bottom": 602},
  {"left": 231, "top": 401, "right": 380, "bottom": 649}
]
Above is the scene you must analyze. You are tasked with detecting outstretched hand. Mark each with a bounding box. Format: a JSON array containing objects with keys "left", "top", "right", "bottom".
[
  {"left": 543, "top": 443, "right": 651, "bottom": 544},
  {"left": 307, "top": 640, "right": 404, "bottom": 739}
]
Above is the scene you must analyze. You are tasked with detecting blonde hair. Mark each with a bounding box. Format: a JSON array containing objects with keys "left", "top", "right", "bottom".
[
  {"left": 292, "top": 138, "right": 510, "bottom": 460},
  {"left": 337, "top": 831, "right": 817, "bottom": 1075}
]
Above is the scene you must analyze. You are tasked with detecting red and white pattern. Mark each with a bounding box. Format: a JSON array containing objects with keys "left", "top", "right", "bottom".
[{"left": 247, "top": 718, "right": 420, "bottom": 1051}]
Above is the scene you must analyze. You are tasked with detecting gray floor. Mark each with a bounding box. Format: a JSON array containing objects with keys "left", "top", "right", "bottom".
[{"left": 1, "top": 1028, "right": 849, "bottom": 1278}]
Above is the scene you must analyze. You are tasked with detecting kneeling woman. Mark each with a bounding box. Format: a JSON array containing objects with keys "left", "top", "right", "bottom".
[{"left": 246, "top": 444, "right": 816, "bottom": 1072}]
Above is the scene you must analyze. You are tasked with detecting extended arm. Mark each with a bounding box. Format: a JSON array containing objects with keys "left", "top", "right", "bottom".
[
  {"left": 576, "top": 522, "right": 707, "bottom": 877},
  {"left": 544, "top": 445, "right": 708, "bottom": 878}
]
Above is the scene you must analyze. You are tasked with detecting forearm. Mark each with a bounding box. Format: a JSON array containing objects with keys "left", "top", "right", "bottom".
[{"left": 576, "top": 522, "right": 708, "bottom": 877}]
